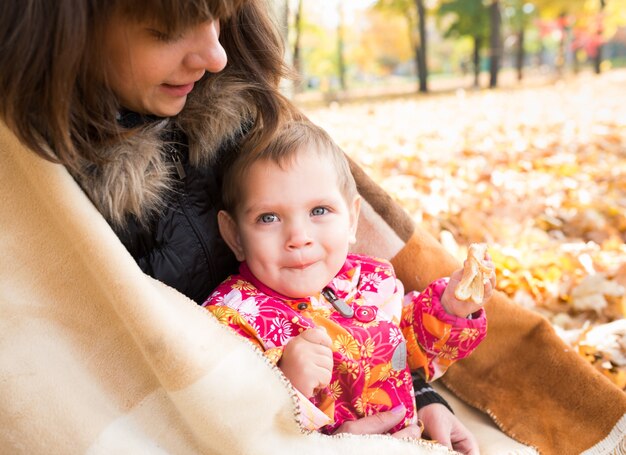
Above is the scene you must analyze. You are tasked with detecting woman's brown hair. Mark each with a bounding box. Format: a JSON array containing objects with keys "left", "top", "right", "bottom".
[{"left": 0, "top": 0, "right": 296, "bottom": 172}]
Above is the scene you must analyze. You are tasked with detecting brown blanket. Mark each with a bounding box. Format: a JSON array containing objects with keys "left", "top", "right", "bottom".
[{"left": 1, "top": 122, "right": 624, "bottom": 454}]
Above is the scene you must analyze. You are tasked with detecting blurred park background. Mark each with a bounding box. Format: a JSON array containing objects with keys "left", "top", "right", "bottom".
[{"left": 269, "top": 0, "right": 626, "bottom": 391}]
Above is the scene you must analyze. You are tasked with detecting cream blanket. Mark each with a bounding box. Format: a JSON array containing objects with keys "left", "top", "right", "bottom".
[{"left": 1, "top": 122, "right": 624, "bottom": 454}]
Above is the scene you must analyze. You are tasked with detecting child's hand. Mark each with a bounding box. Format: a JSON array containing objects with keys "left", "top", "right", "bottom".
[
  {"left": 442, "top": 246, "right": 496, "bottom": 318},
  {"left": 278, "top": 327, "right": 333, "bottom": 398},
  {"left": 392, "top": 422, "right": 423, "bottom": 440}
]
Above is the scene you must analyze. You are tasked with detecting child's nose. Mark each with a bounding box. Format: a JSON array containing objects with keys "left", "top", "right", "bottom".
[
  {"left": 184, "top": 20, "right": 227, "bottom": 73},
  {"left": 286, "top": 224, "right": 313, "bottom": 250}
]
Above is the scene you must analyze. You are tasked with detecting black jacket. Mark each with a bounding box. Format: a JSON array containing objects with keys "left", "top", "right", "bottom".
[{"left": 114, "top": 116, "right": 238, "bottom": 304}]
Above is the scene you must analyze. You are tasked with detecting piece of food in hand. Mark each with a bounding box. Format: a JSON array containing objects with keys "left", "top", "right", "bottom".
[{"left": 454, "top": 243, "right": 494, "bottom": 305}]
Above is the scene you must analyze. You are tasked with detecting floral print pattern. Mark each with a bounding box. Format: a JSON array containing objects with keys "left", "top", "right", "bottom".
[{"left": 204, "top": 253, "right": 487, "bottom": 434}]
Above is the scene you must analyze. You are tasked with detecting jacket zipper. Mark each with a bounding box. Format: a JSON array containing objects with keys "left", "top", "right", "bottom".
[
  {"left": 321, "top": 287, "right": 354, "bottom": 318},
  {"left": 170, "top": 149, "right": 186, "bottom": 179},
  {"left": 169, "top": 149, "right": 216, "bottom": 283}
]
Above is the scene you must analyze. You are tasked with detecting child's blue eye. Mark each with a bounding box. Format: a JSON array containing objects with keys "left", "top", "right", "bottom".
[
  {"left": 259, "top": 213, "right": 278, "bottom": 223},
  {"left": 311, "top": 207, "right": 328, "bottom": 216}
]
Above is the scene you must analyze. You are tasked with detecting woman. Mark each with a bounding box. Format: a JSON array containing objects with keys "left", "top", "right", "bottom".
[{"left": 0, "top": 0, "right": 624, "bottom": 454}]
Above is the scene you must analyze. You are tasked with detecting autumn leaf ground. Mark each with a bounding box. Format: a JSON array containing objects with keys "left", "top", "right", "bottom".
[{"left": 300, "top": 69, "right": 626, "bottom": 390}]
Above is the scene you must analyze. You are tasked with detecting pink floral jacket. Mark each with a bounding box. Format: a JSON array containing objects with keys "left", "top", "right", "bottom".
[{"left": 203, "top": 253, "right": 487, "bottom": 434}]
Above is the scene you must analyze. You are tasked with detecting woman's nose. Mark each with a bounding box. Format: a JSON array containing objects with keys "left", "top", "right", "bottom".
[{"left": 184, "top": 20, "right": 227, "bottom": 73}]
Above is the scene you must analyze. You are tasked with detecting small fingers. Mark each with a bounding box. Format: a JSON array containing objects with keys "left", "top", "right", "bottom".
[
  {"left": 482, "top": 271, "right": 497, "bottom": 302},
  {"left": 334, "top": 405, "right": 406, "bottom": 435},
  {"left": 392, "top": 422, "right": 423, "bottom": 440},
  {"left": 297, "top": 360, "right": 333, "bottom": 398},
  {"left": 490, "top": 269, "right": 497, "bottom": 287},
  {"left": 450, "top": 267, "right": 465, "bottom": 282},
  {"left": 301, "top": 327, "right": 333, "bottom": 348},
  {"left": 315, "top": 356, "right": 333, "bottom": 388}
]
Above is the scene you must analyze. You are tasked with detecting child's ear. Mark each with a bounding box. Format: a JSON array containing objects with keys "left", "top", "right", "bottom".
[
  {"left": 348, "top": 196, "right": 361, "bottom": 244},
  {"left": 217, "top": 210, "right": 246, "bottom": 261}
]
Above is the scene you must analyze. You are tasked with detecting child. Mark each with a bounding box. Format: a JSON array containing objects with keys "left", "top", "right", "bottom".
[{"left": 203, "top": 121, "right": 493, "bottom": 436}]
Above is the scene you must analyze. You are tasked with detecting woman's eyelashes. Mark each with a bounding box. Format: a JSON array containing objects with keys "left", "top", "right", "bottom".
[{"left": 147, "top": 28, "right": 182, "bottom": 43}]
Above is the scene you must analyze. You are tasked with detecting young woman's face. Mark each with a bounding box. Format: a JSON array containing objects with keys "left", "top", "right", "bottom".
[
  {"left": 220, "top": 150, "right": 360, "bottom": 299},
  {"left": 102, "top": 16, "right": 227, "bottom": 117}
]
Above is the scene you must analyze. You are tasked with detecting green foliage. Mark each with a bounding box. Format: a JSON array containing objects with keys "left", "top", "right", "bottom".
[
  {"left": 502, "top": 0, "right": 536, "bottom": 30},
  {"left": 437, "top": 0, "right": 490, "bottom": 42},
  {"left": 298, "top": 20, "right": 338, "bottom": 79},
  {"left": 374, "top": 0, "right": 416, "bottom": 15}
]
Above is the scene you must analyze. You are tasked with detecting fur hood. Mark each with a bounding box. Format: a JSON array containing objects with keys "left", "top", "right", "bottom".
[{"left": 74, "top": 75, "right": 255, "bottom": 228}]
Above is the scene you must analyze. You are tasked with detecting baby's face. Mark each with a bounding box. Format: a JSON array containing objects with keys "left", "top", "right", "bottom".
[{"left": 229, "top": 150, "right": 359, "bottom": 298}]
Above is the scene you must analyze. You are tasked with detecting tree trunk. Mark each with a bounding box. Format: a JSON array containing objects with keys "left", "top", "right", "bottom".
[
  {"left": 594, "top": 40, "right": 604, "bottom": 75},
  {"left": 473, "top": 35, "right": 482, "bottom": 89},
  {"left": 415, "top": 0, "right": 428, "bottom": 93},
  {"left": 337, "top": 2, "right": 346, "bottom": 91},
  {"left": 516, "top": 27, "right": 525, "bottom": 82},
  {"left": 594, "top": 0, "right": 606, "bottom": 74},
  {"left": 293, "top": 0, "right": 304, "bottom": 92},
  {"left": 556, "top": 12, "right": 567, "bottom": 76},
  {"left": 489, "top": 0, "right": 501, "bottom": 88}
]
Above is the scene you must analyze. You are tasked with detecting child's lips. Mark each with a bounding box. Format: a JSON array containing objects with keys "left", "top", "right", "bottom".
[{"left": 287, "top": 261, "right": 317, "bottom": 270}]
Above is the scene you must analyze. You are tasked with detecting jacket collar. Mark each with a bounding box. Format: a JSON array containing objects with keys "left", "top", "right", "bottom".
[{"left": 72, "top": 74, "right": 255, "bottom": 228}]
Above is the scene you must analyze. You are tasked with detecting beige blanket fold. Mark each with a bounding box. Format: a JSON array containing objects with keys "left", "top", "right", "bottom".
[{"left": 0, "top": 123, "right": 454, "bottom": 454}]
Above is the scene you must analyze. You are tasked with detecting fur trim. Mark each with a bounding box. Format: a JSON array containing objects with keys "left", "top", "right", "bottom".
[
  {"left": 177, "top": 75, "right": 255, "bottom": 168},
  {"left": 76, "top": 121, "right": 172, "bottom": 228},
  {"left": 73, "top": 75, "right": 254, "bottom": 228}
]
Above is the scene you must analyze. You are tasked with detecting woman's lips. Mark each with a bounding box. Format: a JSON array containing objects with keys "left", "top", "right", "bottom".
[{"left": 160, "top": 82, "right": 194, "bottom": 97}]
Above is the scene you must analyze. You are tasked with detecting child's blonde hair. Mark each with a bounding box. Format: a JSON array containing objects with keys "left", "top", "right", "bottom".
[{"left": 222, "top": 121, "right": 358, "bottom": 215}]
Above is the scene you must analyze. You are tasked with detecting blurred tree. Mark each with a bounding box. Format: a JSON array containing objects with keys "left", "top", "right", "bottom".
[
  {"left": 592, "top": 0, "right": 606, "bottom": 74},
  {"left": 438, "top": 0, "right": 490, "bottom": 88},
  {"left": 504, "top": 1, "right": 536, "bottom": 81},
  {"left": 600, "top": 0, "right": 626, "bottom": 37},
  {"left": 298, "top": 19, "right": 338, "bottom": 88},
  {"left": 532, "top": 0, "right": 585, "bottom": 19},
  {"left": 271, "top": 0, "right": 295, "bottom": 97},
  {"left": 488, "top": 0, "right": 502, "bottom": 87},
  {"left": 375, "top": 0, "right": 430, "bottom": 92},
  {"left": 292, "top": 0, "right": 304, "bottom": 91},
  {"left": 416, "top": 0, "right": 428, "bottom": 92},
  {"left": 569, "top": 0, "right": 626, "bottom": 74},
  {"left": 337, "top": 2, "right": 347, "bottom": 90},
  {"left": 597, "top": 0, "right": 626, "bottom": 70},
  {"left": 533, "top": 0, "right": 585, "bottom": 75},
  {"left": 354, "top": 11, "right": 413, "bottom": 75}
]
